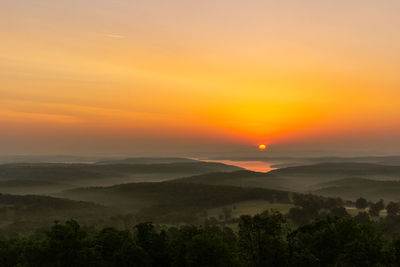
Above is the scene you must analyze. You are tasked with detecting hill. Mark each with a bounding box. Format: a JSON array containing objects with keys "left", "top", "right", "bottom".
[
  {"left": 219, "top": 155, "right": 400, "bottom": 168},
  {"left": 0, "top": 180, "right": 74, "bottom": 195},
  {"left": 58, "top": 182, "right": 292, "bottom": 223},
  {"left": 96, "top": 157, "right": 197, "bottom": 165},
  {"left": 268, "top": 162, "right": 400, "bottom": 190},
  {"left": 168, "top": 162, "right": 400, "bottom": 192},
  {"left": 0, "top": 193, "right": 115, "bottom": 237},
  {"left": 0, "top": 155, "right": 108, "bottom": 164},
  {"left": 312, "top": 177, "right": 400, "bottom": 201},
  {"left": 169, "top": 170, "right": 291, "bottom": 190},
  {"left": 0, "top": 161, "right": 241, "bottom": 193},
  {"left": 271, "top": 162, "right": 400, "bottom": 177}
]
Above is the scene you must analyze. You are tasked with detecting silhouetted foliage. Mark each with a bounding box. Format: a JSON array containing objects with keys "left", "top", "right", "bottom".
[
  {"left": 2, "top": 212, "right": 400, "bottom": 266},
  {"left": 287, "top": 207, "right": 319, "bottom": 225},
  {"left": 354, "top": 211, "right": 370, "bottom": 224},
  {"left": 287, "top": 216, "right": 389, "bottom": 266},
  {"left": 95, "top": 227, "right": 150, "bottom": 266},
  {"left": 356, "top": 197, "right": 368, "bottom": 209},
  {"left": 221, "top": 207, "right": 232, "bottom": 220},
  {"left": 238, "top": 210, "right": 288, "bottom": 266},
  {"left": 287, "top": 194, "right": 345, "bottom": 226},
  {"left": 330, "top": 206, "right": 350, "bottom": 218},
  {"left": 387, "top": 202, "right": 400, "bottom": 217},
  {"left": 7, "top": 206, "right": 400, "bottom": 267},
  {"left": 369, "top": 199, "right": 385, "bottom": 217}
]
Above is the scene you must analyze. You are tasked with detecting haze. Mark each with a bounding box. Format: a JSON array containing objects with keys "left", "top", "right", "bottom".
[
  {"left": 3, "top": 2, "right": 400, "bottom": 265},
  {"left": 1, "top": 0, "right": 400, "bottom": 156}
]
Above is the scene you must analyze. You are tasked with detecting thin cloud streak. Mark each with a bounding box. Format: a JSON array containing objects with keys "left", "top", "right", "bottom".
[{"left": 105, "top": 34, "right": 125, "bottom": 38}]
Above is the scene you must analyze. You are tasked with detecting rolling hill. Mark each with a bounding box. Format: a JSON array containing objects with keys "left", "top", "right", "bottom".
[
  {"left": 0, "top": 193, "right": 116, "bottom": 237},
  {"left": 0, "top": 180, "right": 74, "bottom": 195},
  {"left": 96, "top": 157, "right": 198, "bottom": 165},
  {"left": 0, "top": 160, "right": 242, "bottom": 194},
  {"left": 312, "top": 177, "right": 400, "bottom": 201},
  {"left": 169, "top": 162, "right": 400, "bottom": 192},
  {"left": 168, "top": 170, "right": 290, "bottom": 190},
  {"left": 216, "top": 155, "right": 400, "bottom": 168},
  {"left": 57, "top": 182, "right": 293, "bottom": 223}
]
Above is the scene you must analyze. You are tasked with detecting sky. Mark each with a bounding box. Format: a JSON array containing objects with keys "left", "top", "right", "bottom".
[{"left": 1, "top": 0, "right": 400, "bottom": 157}]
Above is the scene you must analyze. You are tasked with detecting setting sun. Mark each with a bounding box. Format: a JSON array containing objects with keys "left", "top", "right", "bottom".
[{"left": 258, "top": 144, "right": 266, "bottom": 151}]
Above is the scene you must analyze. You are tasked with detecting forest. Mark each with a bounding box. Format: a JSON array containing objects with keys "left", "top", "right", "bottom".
[
  {"left": 2, "top": 210, "right": 400, "bottom": 266},
  {"left": 2, "top": 192, "right": 400, "bottom": 266}
]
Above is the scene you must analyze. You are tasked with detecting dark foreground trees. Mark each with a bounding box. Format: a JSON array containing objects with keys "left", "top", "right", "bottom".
[
  {"left": 238, "top": 211, "right": 288, "bottom": 266},
  {"left": 1, "top": 214, "right": 400, "bottom": 267},
  {"left": 356, "top": 197, "right": 368, "bottom": 210},
  {"left": 288, "top": 217, "right": 389, "bottom": 266}
]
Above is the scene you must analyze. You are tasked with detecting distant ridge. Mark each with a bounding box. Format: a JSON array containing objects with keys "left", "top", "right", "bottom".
[
  {"left": 208, "top": 155, "right": 400, "bottom": 168},
  {"left": 167, "top": 162, "right": 400, "bottom": 192},
  {"left": 168, "top": 170, "right": 290, "bottom": 190},
  {"left": 312, "top": 177, "right": 400, "bottom": 201},
  {"left": 96, "top": 157, "right": 198, "bottom": 165},
  {"left": 268, "top": 162, "right": 400, "bottom": 176},
  {"left": 0, "top": 161, "right": 242, "bottom": 193}
]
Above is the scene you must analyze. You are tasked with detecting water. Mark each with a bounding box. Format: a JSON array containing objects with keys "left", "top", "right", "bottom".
[{"left": 200, "top": 159, "right": 276, "bottom": 173}]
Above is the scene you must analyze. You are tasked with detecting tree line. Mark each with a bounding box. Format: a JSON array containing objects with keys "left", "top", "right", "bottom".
[{"left": 2, "top": 211, "right": 400, "bottom": 266}]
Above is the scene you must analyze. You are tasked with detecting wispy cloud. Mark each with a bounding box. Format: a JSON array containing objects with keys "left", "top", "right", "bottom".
[
  {"left": 0, "top": 109, "right": 81, "bottom": 124},
  {"left": 105, "top": 34, "right": 125, "bottom": 38}
]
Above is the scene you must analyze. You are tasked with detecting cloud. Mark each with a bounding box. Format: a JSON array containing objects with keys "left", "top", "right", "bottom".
[
  {"left": 105, "top": 34, "right": 125, "bottom": 38},
  {"left": 0, "top": 109, "right": 81, "bottom": 124}
]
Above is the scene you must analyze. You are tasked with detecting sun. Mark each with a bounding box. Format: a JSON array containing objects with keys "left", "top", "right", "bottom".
[{"left": 258, "top": 144, "right": 266, "bottom": 151}]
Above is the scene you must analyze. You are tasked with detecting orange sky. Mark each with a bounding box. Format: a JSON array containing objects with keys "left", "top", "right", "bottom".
[{"left": 1, "top": 0, "right": 400, "bottom": 156}]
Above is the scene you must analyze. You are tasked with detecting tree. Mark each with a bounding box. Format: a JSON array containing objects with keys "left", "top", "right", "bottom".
[
  {"left": 386, "top": 202, "right": 400, "bottom": 216},
  {"left": 134, "top": 223, "right": 170, "bottom": 267},
  {"left": 41, "top": 220, "right": 95, "bottom": 266},
  {"left": 355, "top": 197, "right": 368, "bottom": 210},
  {"left": 369, "top": 200, "right": 385, "bottom": 217},
  {"left": 222, "top": 207, "right": 233, "bottom": 221},
  {"left": 330, "top": 207, "right": 350, "bottom": 218},
  {"left": 287, "top": 207, "right": 319, "bottom": 226},
  {"left": 324, "top": 197, "right": 343, "bottom": 210},
  {"left": 2, "top": 216, "right": 400, "bottom": 266},
  {"left": 238, "top": 210, "right": 288, "bottom": 266},
  {"left": 354, "top": 212, "right": 370, "bottom": 224},
  {"left": 293, "top": 194, "right": 324, "bottom": 211},
  {"left": 169, "top": 225, "right": 239, "bottom": 267},
  {"left": 95, "top": 227, "right": 150, "bottom": 267},
  {"left": 183, "top": 232, "right": 235, "bottom": 267},
  {"left": 287, "top": 217, "right": 388, "bottom": 266}
]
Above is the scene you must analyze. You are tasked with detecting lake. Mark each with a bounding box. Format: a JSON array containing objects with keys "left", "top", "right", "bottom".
[{"left": 200, "top": 159, "right": 276, "bottom": 173}]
